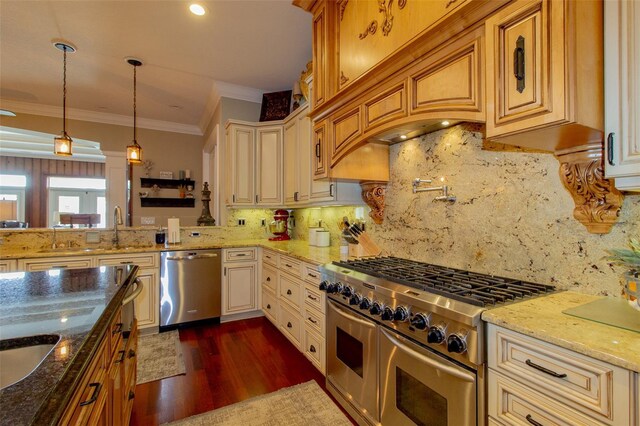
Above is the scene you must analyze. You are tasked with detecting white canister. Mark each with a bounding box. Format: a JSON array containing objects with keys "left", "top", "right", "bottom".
[
  {"left": 308, "top": 227, "right": 323, "bottom": 246},
  {"left": 316, "top": 230, "right": 330, "bottom": 247}
]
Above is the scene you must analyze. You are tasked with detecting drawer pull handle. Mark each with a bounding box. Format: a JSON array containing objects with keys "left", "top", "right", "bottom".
[
  {"left": 307, "top": 317, "right": 317, "bottom": 324},
  {"left": 307, "top": 273, "right": 317, "bottom": 278},
  {"left": 513, "top": 35, "right": 526, "bottom": 93},
  {"left": 267, "top": 304, "right": 271, "bottom": 309},
  {"left": 286, "top": 289, "right": 292, "bottom": 295},
  {"left": 287, "top": 322, "right": 293, "bottom": 328},
  {"left": 525, "top": 359, "right": 567, "bottom": 378},
  {"left": 285, "top": 264, "right": 292, "bottom": 268},
  {"left": 266, "top": 277, "right": 271, "bottom": 282},
  {"left": 119, "top": 261, "right": 133, "bottom": 264},
  {"left": 80, "top": 383, "right": 102, "bottom": 406},
  {"left": 52, "top": 265, "right": 68, "bottom": 269},
  {"left": 116, "top": 350, "right": 126, "bottom": 363},
  {"left": 307, "top": 295, "right": 318, "bottom": 301},
  {"left": 607, "top": 132, "right": 615, "bottom": 165},
  {"left": 112, "top": 323, "right": 123, "bottom": 335},
  {"left": 310, "top": 345, "right": 316, "bottom": 353},
  {"left": 525, "top": 414, "right": 544, "bottom": 426},
  {"left": 236, "top": 253, "right": 247, "bottom": 257}
]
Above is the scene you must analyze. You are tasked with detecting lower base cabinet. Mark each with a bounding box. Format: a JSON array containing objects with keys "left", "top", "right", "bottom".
[{"left": 222, "top": 248, "right": 259, "bottom": 316}]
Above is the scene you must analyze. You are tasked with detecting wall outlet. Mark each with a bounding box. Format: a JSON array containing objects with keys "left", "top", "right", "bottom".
[
  {"left": 141, "top": 216, "right": 155, "bottom": 225},
  {"left": 238, "top": 218, "right": 246, "bottom": 226},
  {"left": 261, "top": 218, "right": 266, "bottom": 226}
]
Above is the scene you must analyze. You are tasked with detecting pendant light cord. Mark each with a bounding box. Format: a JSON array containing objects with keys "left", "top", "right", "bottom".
[
  {"left": 62, "top": 47, "right": 67, "bottom": 135},
  {"left": 133, "top": 64, "right": 137, "bottom": 143}
]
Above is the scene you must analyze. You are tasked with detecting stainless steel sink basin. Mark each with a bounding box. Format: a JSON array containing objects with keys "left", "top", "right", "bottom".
[{"left": 0, "top": 334, "right": 60, "bottom": 389}]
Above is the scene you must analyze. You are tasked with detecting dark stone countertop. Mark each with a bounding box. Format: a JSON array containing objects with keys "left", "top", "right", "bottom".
[{"left": 0, "top": 265, "right": 138, "bottom": 426}]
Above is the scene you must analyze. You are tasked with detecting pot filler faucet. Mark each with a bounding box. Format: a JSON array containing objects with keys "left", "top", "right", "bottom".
[{"left": 113, "top": 205, "right": 123, "bottom": 247}]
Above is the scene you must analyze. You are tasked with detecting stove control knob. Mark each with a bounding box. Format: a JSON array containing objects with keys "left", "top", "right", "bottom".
[
  {"left": 427, "top": 325, "right": 446, "bottom": 344},
  {"left": 447, "top": 333, "right": 467, "bottom": 354},
  {"left": 341, "top": 285, "right": 354, "bottom": 298},
  {"left": 349, "top": 293, "right": 362, "bottom": 306},
  {"left": 369, "top": 301, "right": 384, "bottom": 316},
  {"left": 394, "top": 306, "right": 410, "bottom": 322},
  {"left": 410, "top": 313, "right": 429, "bottom": 330},
  {"left": 327, "top": 282, "right": 343, "bottom": 294},
  {"left": 319, "top": 281, "right": 328, "bottom": 291},
  {"left": 381, "top": 306, "right": 394, "bottom": 321},
  {"left": 359, "top": 297, "right": 371, "bottom": 310}
]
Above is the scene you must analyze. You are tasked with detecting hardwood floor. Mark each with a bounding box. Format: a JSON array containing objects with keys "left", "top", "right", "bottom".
[{"left": 131, "top": 317, "right": 350, "bottom": 425}]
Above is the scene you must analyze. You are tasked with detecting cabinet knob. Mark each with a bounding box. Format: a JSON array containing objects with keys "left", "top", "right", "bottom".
[
  {"left": 310, "top": 345, "right": 316, "bottom": 353},
  {"left": 286, "top": 289, "right": 292, "bottom": 295},
  {"left": 287, "top": 322, "right": 292, "bottom": 328},
  {"left": 266, "top": 304, "right": 271, "bottom": 309}
]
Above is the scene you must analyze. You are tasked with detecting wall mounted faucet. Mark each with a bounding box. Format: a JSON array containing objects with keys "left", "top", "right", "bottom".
[{"left": 412, "top": 178, "right": 457, "bottom": 202}]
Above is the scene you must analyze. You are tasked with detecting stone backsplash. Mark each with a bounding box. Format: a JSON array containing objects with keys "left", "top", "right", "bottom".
[{"left": 366, "top": 124, "right": 639, "bottom": 297}]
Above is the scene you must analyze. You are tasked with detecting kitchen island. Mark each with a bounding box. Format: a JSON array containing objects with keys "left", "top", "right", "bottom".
[{"left": 0, "top": 265, "right": 138, "bottom": 426}]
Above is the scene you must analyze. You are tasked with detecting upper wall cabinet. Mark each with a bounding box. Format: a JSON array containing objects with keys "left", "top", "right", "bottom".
[
  {"left": 485, "top": 0, "right": 603, "bottom": 152},
  {"left": 604, "top": 0, "right": 640, "bottom": 192}
]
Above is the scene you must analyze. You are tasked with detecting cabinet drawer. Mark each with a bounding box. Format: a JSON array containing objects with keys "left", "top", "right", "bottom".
[
  {"left": 278, "top": 303, "right": 302, "bottom": 349},
  {"left": 262, "top": 264, "right": 277, "bottom": 292},
  {"left": 224, "top": 247, "right": 257, "bottom": 262},
  {"left": 488, "top": 324, "right": 631, "bottom": 423},
  {"left": 488, "top": 371, "right": 603, "bottom": 426},
  {"left": 262, "top": 288, "right": 278, "bottom": 324},
  {"left": 304, "top": 329, "right": 325, "bottom": 374},
  {"left": 304, "top": 305, "right": 324, "bottom": 337},
  {"left": 262, "top": 249, "right": 278, "bottom": 267},
  {"left": 304, "top": 283, "right": 325, "bottom": 314},
  {"left": 18, "top": 256, "right": 94, "bottom": 272},
  {"left": 303, "top": 264, "right": 322, "bottom": 285},
  {"left": 96, "top": 253, "right": 158, "bottom": 268},
  {"left": 279, "top": 273, "right": 302, "bottom": 310},
  {"left": 280, "top": 255, "right": 301, "bottom": 278}
]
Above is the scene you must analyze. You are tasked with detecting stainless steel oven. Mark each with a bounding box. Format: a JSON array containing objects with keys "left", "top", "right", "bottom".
[
  {"left": 327, "top": 299, "right": 379, "bottom": 424},
  {"left": 379, "top": 328, "right": 476, "bottom": 426}
]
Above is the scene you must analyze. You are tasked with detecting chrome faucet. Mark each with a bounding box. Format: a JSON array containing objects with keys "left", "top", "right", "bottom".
[{"left": 113, "top": 206, "right": 123, "bottom": 247}]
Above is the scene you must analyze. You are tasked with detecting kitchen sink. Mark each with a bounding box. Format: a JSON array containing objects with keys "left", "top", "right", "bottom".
[{"left": 0, "top": 334, "right": 60, "bottom": 390}]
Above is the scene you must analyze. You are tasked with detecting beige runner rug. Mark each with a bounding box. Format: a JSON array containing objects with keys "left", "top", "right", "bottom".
[{"left": 137, "top": 330, "right": 186, "bottom": 385}]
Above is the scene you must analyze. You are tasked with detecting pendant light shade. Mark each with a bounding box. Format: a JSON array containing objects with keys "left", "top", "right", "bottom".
[
  {"left": 127, "top": 58, "right": 143, "bottom": 164},
  {"left": 53, "top": 41, "right": 76, "bottom": 156}
]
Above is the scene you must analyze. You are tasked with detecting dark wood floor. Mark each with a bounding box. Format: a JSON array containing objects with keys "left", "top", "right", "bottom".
[{"left": 131, "top": 316, "right": 351, "bottom": 425}]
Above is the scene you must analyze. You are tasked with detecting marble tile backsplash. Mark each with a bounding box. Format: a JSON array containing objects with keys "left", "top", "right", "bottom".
[{"left": 367, "top": 124, "right": 640, "bottom": 297}]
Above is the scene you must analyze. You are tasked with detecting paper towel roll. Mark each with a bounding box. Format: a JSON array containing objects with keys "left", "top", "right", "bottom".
[
  {"left": 316, "top": 230, "right": 330, "bottom": 247},
  {"left": 308, "top": 227, "right": 323, "bottom": 246},
  {"left": 167, "top": 218, "right": 180, "bottom": 243}
]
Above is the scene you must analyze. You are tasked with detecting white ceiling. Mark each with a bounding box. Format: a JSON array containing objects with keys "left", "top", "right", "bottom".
[{"left": 0, "top": 0, "right": 312, "bottom": 134}]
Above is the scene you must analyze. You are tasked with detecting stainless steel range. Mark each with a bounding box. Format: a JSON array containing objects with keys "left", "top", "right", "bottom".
[{"left": 319, "top": 257, "right": 555, "bottom": 426}]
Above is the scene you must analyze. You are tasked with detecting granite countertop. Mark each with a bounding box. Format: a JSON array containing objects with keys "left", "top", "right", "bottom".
[
  {"left": 482, "top": 291, "right": 640, "bottom": 373},
  {"left": 0, "top": 266, "right": 138, "bottom": 426},
  {"left": 0, "top": 239, "right": 341, "bottom": 266}
]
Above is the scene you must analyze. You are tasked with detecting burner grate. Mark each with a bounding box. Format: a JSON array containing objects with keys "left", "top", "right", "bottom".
[{"left": 333, "top": 257, "right": 554, "bottom": 306}]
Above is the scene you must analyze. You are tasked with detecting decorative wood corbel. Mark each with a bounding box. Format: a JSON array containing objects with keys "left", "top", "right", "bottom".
[
  {"left": 555, "top": 142, "right": 624, "bottom": 234},
  {"left": 360, "top": 181, "right": 387, "bottom": 224}
]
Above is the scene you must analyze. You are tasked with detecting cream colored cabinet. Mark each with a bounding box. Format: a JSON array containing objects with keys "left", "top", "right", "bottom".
[
  {"left": 487, "top": 324, "right": 634, "bottom": 426},
  {"left": 605, "top": 0, "right": 640, "bottom": 191},
  {"left": 0, "top": 259, "right": 17, "bottom": 272},
  {"left": 284, "top": 106, "right": 311, "bottom": 204},
  {"left": 226, "top": 121, "right": 283, "bottom": 207},
  {"left": 485, "top": 0, "right": 603, "bottom": 151},
  {"left": 17, "top": 256, "right": 94, "bottom": 271},
  {"left": 222, "top": 248, "right": 258, "bottom": 316},
  {"left": 95, "top": 253, "right": 160, "bottom": 330},
  {"left": 260, "top": 249, "right": 279, "bottom": 326},
  {"left": 302, "top": 263, "right": 326, "bottom": 374}
]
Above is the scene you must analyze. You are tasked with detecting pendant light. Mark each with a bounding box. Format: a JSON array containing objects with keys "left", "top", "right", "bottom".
[
  {"left": 126, "top": 58, "right": 143, "bottom": 164},
  {"left": 53, "top": 42, "right": 76, "bottom": 156}
]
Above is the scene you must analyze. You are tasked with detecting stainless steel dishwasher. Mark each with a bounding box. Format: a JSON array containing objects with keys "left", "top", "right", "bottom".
[{"left": 160, "top": 249, "right": 221, "bottom": 329}]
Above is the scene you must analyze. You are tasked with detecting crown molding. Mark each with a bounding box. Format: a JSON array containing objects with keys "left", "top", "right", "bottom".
[
  {"left": 0, "top": 99, "right": 203, "bottom": 136},
  {"left": 198, "top": 81, "right": 264, "bottom": 132}
]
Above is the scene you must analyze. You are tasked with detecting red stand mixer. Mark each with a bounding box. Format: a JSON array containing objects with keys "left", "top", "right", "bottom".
[{"left": 268, "top": 209, "right": 291, "bottom": 241}]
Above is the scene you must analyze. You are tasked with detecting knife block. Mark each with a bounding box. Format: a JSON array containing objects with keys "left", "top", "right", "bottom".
[{"left": 349, "top": 243, "right": 367, "bottom": 258}]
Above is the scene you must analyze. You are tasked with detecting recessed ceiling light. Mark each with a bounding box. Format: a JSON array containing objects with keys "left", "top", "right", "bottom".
[
  {"left": 441, "top": 120, "right": 450, "bottom": 126},
  {"left": 0, "top": 109, "right": 16, "bottom": 117},
  {"left": 189, "top": 3, "right": 206, "bottom": 16}
]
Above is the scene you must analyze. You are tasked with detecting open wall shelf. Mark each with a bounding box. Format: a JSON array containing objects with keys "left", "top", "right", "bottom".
[
  {"left": 140, "top": 198, "right": 195, "bottom": 208},
  {"left": 140, "top": 178, "right": 195, "bottom": 189}
]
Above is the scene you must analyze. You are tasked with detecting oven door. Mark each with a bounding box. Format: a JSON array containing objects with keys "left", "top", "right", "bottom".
[
  {"left": 379, "top": 328, "right": 477, "bottom": 426},
  {"left": 327, "top": 299, "right": 379, "bottom": 422}
]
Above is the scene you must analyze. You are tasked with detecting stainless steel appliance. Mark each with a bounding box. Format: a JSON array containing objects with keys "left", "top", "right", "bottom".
[
  {"left": 160, "top": 249, "right": 221, "bottom": 329},
  {"left": 320, "top": 257, "right": 555, "bottom": 426}
]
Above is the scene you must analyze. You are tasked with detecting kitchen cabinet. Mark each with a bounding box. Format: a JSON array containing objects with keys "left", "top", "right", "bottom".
[
  {"left": 310, "top": 1, "right": 329, "bottom": 110},
  {"left": 604, "top": 0, "right": 640, "bottom": 191},
  {"left": 222, "top": 248, "right": 258, "bottom": 316},
  {"left": 0, "top": 259, "right": 17, "bottom": 272},
  {"left": 95, "top": 253, "right": 160, "bottom": 330},
  {"left": 485, "top": 0, "right": 603, "bottom": 152},
  {"left": 17, "top": 255, "right": 94, "bottom": 271},
  {"left": 260, "top": 249, "right": 279, "bottom": 326},
  {"left": 302, "top": 263, "right": 326, "bottom": 374},
  {"left": 226, "top": 122, "right": 283, "bottom": 207},
  {"left": 284, "top": 106, "right": 311, "bottom": 204},
  {"left": 487, "top": 324, "right": 633, "bottom": 425}
]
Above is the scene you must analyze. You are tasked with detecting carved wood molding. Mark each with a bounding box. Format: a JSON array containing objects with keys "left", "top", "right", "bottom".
[
  {"left": 359, "top": 20, "right": 378, "bottom": 39},
  {"left": 555, "top": 143, "right": 624, "bottom": 234},
  {"left": 338, "top": 0, "right": 348, "bottom": 21},
  {"left": 360, "top": 181, "right": 387, "bottom": 224}
]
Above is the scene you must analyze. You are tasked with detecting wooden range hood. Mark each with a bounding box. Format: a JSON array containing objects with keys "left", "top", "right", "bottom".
[{"left": 294, "top": 0, "right": 623, "bottom": 234}]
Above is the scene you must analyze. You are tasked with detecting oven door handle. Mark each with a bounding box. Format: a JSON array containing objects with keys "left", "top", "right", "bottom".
[
  {"left": 328, "top": 300, "right": 377, "bottom": 328},
  {"left": 381, "top": 328, "right": 476, "bottom": 383}
]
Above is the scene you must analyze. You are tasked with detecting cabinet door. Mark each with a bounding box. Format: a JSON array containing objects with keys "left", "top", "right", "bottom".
[
  {"left": 604, "top": 0, "right": 640, "bottom": 189},
  {"left": 256, "top": 126, "right": 283, "bottom": 205},
  {"left": 133, "top": 268, "right": 159, "bottom": 329},
  {"left": 312, "top": 2, "right": 327, "bottom": 109},
  {"left": 486, "top": 0, "right": 566, "bottom": 137},
  {"left": 284, "top": 118, "right": 298, "bottom": 204},
  {"left": 228, "top": 125, "right": 255, "bottom": 205},
  {"left": 222, "top": 263, "right": 257, "bottom": 315}
]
